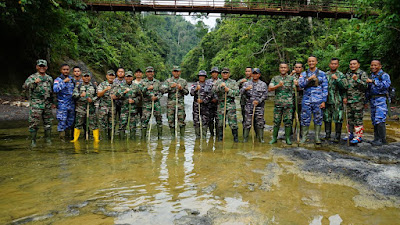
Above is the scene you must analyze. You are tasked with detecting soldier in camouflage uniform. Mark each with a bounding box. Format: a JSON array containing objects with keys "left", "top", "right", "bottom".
[
  {"left": 190, "top": 70, "right": 212, "bottom": 139},
  {"left": 23, "top": 59, "right": 56, "bottom": 147},
  {"left": 268, "top": 63, "right": 295, "bottom": 145},
  {"left": 134, "top": 68, "right": 144, "bottom": 133},
  {"left": 298, "top": 56, "right": 328, "bottom": 144},
  {"left": 367, "top": 60, "right": 391, "bottom": 146},
  {"left": 206, "top": 66, "right": 220, "bottom": 137},
  {"left": 140, "top": 66, "right": 163, "bottom": 139},
  {"left": 71, "top": 72, "right": 99, "bottom": 142},
  {"left": 343, "top": 59, "right": 368, "bottom": 144},
  {"left": 163, "top": 66, "right": 189, "bottom": 138},
  {"left": 323, "top": 58, "right": 348, "bottom": 143},
  {"left": 97, "top": 70, "right": 117, "bottom": 140},
  {"left": 290, "top": 62, "right": 304, "bottom": 136},
  {"left": 116, "top": 71, "right": 141, "bottom": 139},
  {"left": 238, "top": 67, "right": 253, "bottom": 125},
  {"left": 212, "top": 67, "right": 239, "bottom": 142},
  {"left": 113, "top": 67, "right": 126, "bottom": 134},
  {"left": 241, "top": 68, "right": 268, "bottom": 143}
]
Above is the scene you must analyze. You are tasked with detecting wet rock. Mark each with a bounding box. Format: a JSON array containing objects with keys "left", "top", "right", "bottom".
[
  {"left": 134, "top": 205, "right": 152, "bottom": 212},
  {"left": 329, "top": 214, "right": 343, "bottom": 225},
  {"left": 184, "top": 208, "right": 200, "bottom": 215},
  {"left": 252, "top": 162, "right": 282, "bottom": 191},
  {"left": 174, "top": 215, "right": 212, "bottom": 225},
  {"left": 10, "top": 211, "right": 57, "bottom": 225},
  {"left": 202, "top": 182, "right": 217, "bottom": 193}
]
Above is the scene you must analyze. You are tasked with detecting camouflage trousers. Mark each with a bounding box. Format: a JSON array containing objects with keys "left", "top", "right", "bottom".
[
  {"left": 56, "top": 103, "right": 75, "bottom": 132},
  {"left": 273, "top": 104, "right": 293, "bottom": 128},
  {"left": 208, "top": 102, "right": 218, "bottom": 130},
  {"left": 167, "top": 101, "right": 186, "bottom": 128},
  {"left": 29, "top": 104, "right": 53, "bottom": 132},
  {"left": 142, "top": 101, "right": 162, "bottom": 129},
  {"left": 193, "top": 102, "right": 209, "bottom": 128},
  {"left": 323, "top": 103, "right": 344, "bottom": 123},
  {"left": 244, "top": 103, "right": 265, "bottom": 129},
  {"left": 75, "top": 104, "right": 98, "bottom": 130},
  {"left": 370, "top": 97, "right": 387, "bottom": 125},
  {"left": 347, "top": 101, "right": 364, "bottom": 126},
  {"left": 217, "top": 102, "right": 238, "bottom": 130},
  {"left": 301, "top": 102, "right": 323, "bottom": 126},
  {"left": 98, "top": 104, "right": 116, "bottom": 131},
  {"left": 291, "top": 103, "right": 302, "bottom": 127},
  {"left": 241, "top": 103, "right": 246, "bottom": 123},
  {"left": 119, "top": 104, "right": 138, "bottom": 133}
]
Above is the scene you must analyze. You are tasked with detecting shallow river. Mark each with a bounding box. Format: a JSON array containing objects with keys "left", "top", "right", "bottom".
[{"left": 1, "top": 95, "right": 399, "bottom": 224}]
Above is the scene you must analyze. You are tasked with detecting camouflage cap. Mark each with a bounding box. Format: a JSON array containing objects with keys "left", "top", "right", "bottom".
[
  {"left": 221, "top": 67, "right": 230, "bottom": 73},
  {"left": 125, "top": 71, "right": 133, "bottom": 77},
  {"left": 146, "top": 66, "right": 154, "bottom": 72},
  {"left": 36, "top": 59, "right": 48, "bottom": 67},
  {"left": 172, "top": 66, "right": 181, "bottom": 71},
  {"left": 198, "top": 70, "right": 207, "bottom": 77},
  {"left": 252, "top": 68, "right": 261, "bottom": 74},
  {"left": 107, "top": 69, "right": 115, "bottom": 75},
  {"left": 210, "top": 66, "right": 220, "bottom": 73},
  {"left": 82, "top": 71, "right": 91, "bottom": 77},
  {"left": 135, "top": 68, "right": 143, "bottom": 73}
]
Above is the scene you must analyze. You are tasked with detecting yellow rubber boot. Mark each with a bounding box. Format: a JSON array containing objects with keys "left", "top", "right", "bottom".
[
  {"left": 93, "top": 129, "right": 100, "bottom": 142},
  {"left": 70, "top": 128, "right": 81, "bottom": 142}
]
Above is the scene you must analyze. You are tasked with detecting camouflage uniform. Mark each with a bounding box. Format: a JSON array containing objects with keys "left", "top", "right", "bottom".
[
  {"left": 270, "top": 75, "right": 295, "bottom": 128},
  {"left": 344, "top": 69, "right": 368, "bottom": 143},
  {"left": 190, "top": 80, "right": 212, "bottom": 138},
  {"left": 113, "top": 77, "right": 126, "bottom": 131},
  {"left": 241, "top": 79, "right": 268, "bottom": 129},
  {"left": 140, "top": 77, "right": 163, "bottom": 136},
  {"left": 163, "top": 77, "right": 189, "bottom": 128},
  {"left": 53, "top": 74, "right": 75, "bottom": 133},
  {"left": 134, "top": 79, "right": 144, "bottom": 130},
  {"left": 292, "top": 73, "right": 303, "bottom": 126},
  {"left": 72, "top": 83, "right": 98, "bottom": 130},
  {"left": 238, "top": 77, "right": 252, "bottom": 122},
  {"left": 97, "top": 81, "right": 117, "bottom": 133},
  {"left": 23, "top": 72, "right": 55, "bottom": 132},
  {"left": 206, "top": 77, "right": 219, "bottom": 136},
  {"left": 116, "top": 82, "right": 141, "bottom": 137}
]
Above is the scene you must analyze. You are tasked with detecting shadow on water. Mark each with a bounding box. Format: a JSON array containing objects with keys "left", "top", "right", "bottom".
[{"left": 1, "top": 99, "right": 400, "bottom": 224}]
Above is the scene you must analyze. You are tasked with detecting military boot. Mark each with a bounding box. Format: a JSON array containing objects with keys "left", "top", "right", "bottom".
[
  {"left": 141, "top": 128, "right": 147, "bottom": 140},
  {"left": 157, "top": 126, "right": 163, "bottom": 140},
  {"left": 70, "top": 128, "right": 81, "bottom": 142},
  {"left": 130, "top": 129, "right": 136, "bottom": 140},
  {"left": 300, "top": 126, "right": 309, "bottom": 144},
  {"left": 372, "top": 123, "right": 385, "bottom": 146},
  {"left": 108, "top": 129, "right": 112, "bottom": 140},
  {"left": 59, "top": 131, "right": 66, "bottom": 142},
  {"left": 379, "top": 123, "right": 387, "bottom": 145},
  {"left": 93, "top": 129, "right": 100, "bottom": 142},
  {"left": 44, "top": 129, "right": 52, "bottom": 144},
  {"left": 323, "top": 122, "right": 331, "bottom": 141},
  {"left": 195, "top": 127, "right": 201, "bottom": 139},
  {"left": 372, "top": 125, "right": 379, "bottom": 143},
  {"left": 333, "top": 123, "right": 342, "bottom": 143},
  {"left": 101, "top": 130, "right": 108, "bottom": 141},
  {"left": 170, "top": 127, "right": 176, "bottom": 139},
  {"left": 285, "top": 126, "right": 292, "bottom": 145},
  {"left": 209, "top": 123, "right": 214, "bottom": 137},
  {"left": 119, "top": 132, "right": 125, "bottom": 140},
  {"left": 30, "top": 130, "right": 38, "bottom": 147},
  {"left": 243, "top": 128, "right": 250, "bottom": 143},
  {"left": 180, "top": 126, "right": 185, "bottom": 137},
  {"left": 257, "top": 128, "right": 265, "bottom": 143},
  {"left": 315, "top": 125, "right": 322, "bottom": 144},
  {"left": 217, "top": 127, "right": 223, "bottom": 141},
  {"left": 269, "top": 126, "right": 279, "bottom": 144},
  {"left": 232, "top": 129, "right": 239, "bottom": 143},
  {"left": 201, "top": 126, "right": 208, "bottom": 139}
]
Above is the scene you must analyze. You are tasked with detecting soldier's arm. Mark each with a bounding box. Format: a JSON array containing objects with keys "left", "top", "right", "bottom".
[
  {"left": 374, "top": 73, "right": 391, "bottom": 91},
  {"left": 49, "top": 77, "right": 57, "bottom": 106},
  {"left": 181, "top": 80, "right": 189, "bottom": 95},
  {"left": 91, "top": 86, "right": 98, "bottom": 102},
  {"left": 322, "top": 75, "right": 328, "bottom": 103},
  {"left": 23, "top": 75, "right": 36, "bottom": 90},
  {"left": 115, "top": 85, "right": 125, "bottom": 99},
  {"left": 190, "top": 84, "right": 197, "bottom": 96},
  {"left": 53, "top": 78, "right": 66, "bottom": 93},
  {"left": 72, "top": 86, "right": 80, "bottom": 99},
  {"left": 337, "top": 73, "right": 348, "bottom": 90},
  {"left": 227, "top": 81, "right": 239, "bottom": 97},
  {"left": 356, "top": 72, "right": 368, "bottom": 89},
  {"left": 258, "top": 83, "right": 268, "bottom": 103},
  {"left": 298, "top": 73, "right": 308, "bottom": 88}
]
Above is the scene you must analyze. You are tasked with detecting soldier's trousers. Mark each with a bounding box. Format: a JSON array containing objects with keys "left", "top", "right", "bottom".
[
  {"left": 98, "top": 105, "right": 115, "bottom": 131},
  {"left": 142, "top": 101, "right": 162, "bottom": 129},
  {"left": 301, "top": 102, "right": 323, "bottom": 126},
  {"left": 370, "top": 97, "right": 387, "bottom": 125},
  {"left": 208, "top": 102, "right": 218, "bottom": 130},
  {"left": 291, "top": 103, "right": 301, "bottom": 128},
  {"left": 244, "top": 103, "right": 265, "bottom": 129},
  {"left": 217, "top": 102, "right": 238, "bottom": 130},
  {"left": 29, "top": 104, "right": 53, "bottom": 132},
  {"left": 323, "top": 103, "right": 344, "bottom": 123},
  {"left": 347, "top": 102, "right": 364, "bottom": 126},
  {"left": 241, "top": 104, "right": 246, "bottom": 123},
  {"left": 56, "top": 103, "right": 75, "bottom": 132},
  {"left": 119, "top": 104, "right": 138, "bottom": 133},
  {"left": 193, "top": 102, "right": 209, "bottom": 128},
  {"left": 273, "top": 104, "right": 293, "bottom": 128},
  {"left": 75, "top": 105, "right": 97, "bottom": 130},
  {"left": 167, "top": 101, "right": 185, "bottom": 128}
]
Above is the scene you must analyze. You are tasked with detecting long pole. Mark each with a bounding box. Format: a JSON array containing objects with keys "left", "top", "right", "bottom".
[
  {"left": 127, "top": 102, "right": 131, "bottom": 139},
  {"left": 251, "top": 104, "right": 256, "bottom": 144},
  {"left": 294, "top": 85, "right": 300, "bottom": 144},
  {"left": 345, "top": 104, "right": 349, "bottom": 146},
  {"left": 223, "top": 91, "right": 227, "bottom": 141},
  {"left": 148, "top": 100, "right": 154, "bottom": 141},
  {"left": 86, "top": 102, "right": 89, "bottom": 141},
  {"left": 175, "top": 87, "right": 178, "bottom": 138},
  {"left": 198, "top": 83, "right": 203, "bottom": 139},
  {"left": 111, "top": 97, "right": 114, "bottom": 143}
]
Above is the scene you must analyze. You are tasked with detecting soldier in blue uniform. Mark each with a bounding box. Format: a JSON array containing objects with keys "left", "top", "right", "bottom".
[
  {"left": 298, "top": 56, "right": 328, "bottom": 144},
  {"left": 367, "top": 60, "right": 391, "bottom": 146},
  {"left": 53, "top": 64, "right": 75, "bottom": 141}
]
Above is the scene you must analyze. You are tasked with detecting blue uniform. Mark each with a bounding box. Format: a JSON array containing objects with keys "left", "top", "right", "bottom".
[
  {"left": 367, "top": 69, "right": 391, "bottom": 125},
  {"left": 53, "top": 75, "right": 75, "bottom": 132},
  {"left": 299, "top": 68, "right": 328, "bottom": 126}
]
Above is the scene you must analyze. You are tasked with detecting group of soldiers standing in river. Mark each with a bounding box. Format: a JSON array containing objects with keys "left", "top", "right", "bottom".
[{"left": 24, "top": 56, "right": 392, "bottom": 147}]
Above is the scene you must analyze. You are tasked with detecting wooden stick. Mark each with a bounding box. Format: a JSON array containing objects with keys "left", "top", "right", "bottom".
[
  {"left": 175, "top": 88, "right": 178, "bottom": 138},
  {"left": 345, "top": 104, "right": 349, "bottom": 146},
  {"left": 294, "top": 86, "right": 300, "bottom": 144},
  {"left": 223, "top": 91, "right": 227, "bottom": 141},
  {"left": 251, "top": 104, "right": 256, "bottom": 144},
  {"left": 86, "top": 102, "right": 89, "bottom": 141},
  {"left": 127, "top": 102, "right": 131, "bottom": 139},
  {"left": 148, "top": 100, "right": 154, "bottom": 142},
  {"left": 198, "top": 83, "right": 202, "bottom": 139},
  {"left": 111, "top": 97, "right": 114, "bottom": 143}
]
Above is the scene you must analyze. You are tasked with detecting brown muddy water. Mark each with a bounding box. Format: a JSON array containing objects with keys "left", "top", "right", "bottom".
[{"left": 0, "top": 100, "right": 399, "bottom": 225}]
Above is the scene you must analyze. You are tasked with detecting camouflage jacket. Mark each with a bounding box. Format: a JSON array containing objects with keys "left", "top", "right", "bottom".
[
  {"left": 344, "top": 69, "right": 368, "bottom": 103},
  {"left": 133, "top": 79, "right": 143, "bottom": 107},
  {"left": 367, "top": 69, "right": 391, "bottom": 98},
  {"left": 212, "top": 78, "right": 239, "bottom": 104},
  {"left": 270, "top": 74, "right": 295, "bottom": 106},
  {"left": 326, "top": 70, "right": 348, "bottom": 105},
  {"left": 140, "top": 78, "right": 163, "bottom": 103},
  {"left": 72, "top": 82, "right": 97, "bottom": 109},
  {"left": 238, "top": 77, "right": 252, "bottom": 106},
  {"left": 53, "top": 74, "right": 75, "bottom": 106},
  {"left": 116, "top": 82, "right": 141, "bottom": 106},
  {"left": 292, "top": 73, "right": 303, "bottom": 105},
  {"left": 23, "top": 72, "right": 55, "bottom": 109},
  {"left": 97, "top": 81, "right": 117, "bottom": 108},
  {"left": 241, "top": 79, "right": 268, "bottom": 107},
  {"left": 299, "top": 68, "right": 328, "bottom": 104},
  {"left": 190, "top": 81, "right": 213, "bottom": 104},
  {"left": 206, "top": 78, "right": 219, "bottom": 102},
  {"left": 163, "top": 77, "right": 189, "bottom": 104}
]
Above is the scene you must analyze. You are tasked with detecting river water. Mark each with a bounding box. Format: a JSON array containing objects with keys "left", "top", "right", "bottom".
[{"left": 1, "top": 93, "right": 399, "bottom": 224}]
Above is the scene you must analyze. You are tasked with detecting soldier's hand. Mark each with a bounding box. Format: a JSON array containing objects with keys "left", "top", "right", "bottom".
[
  {"left": 309, "top": 74, "right": 317, "bottom": 80},
  {"left": 320, "top": 102, "right": 325, "bottom": 109},
  {"left": 366, "top": 78, "right": 373, "bottom": 83},
  {"left": 81, "top": 91, "right": 86, "bottom": 97},
  {"left": 35, "top": 78, "right": 41, "bottom": 83},
  {"left": 197, "top": 99, "right": 203, "bottom": 104},
  {"left": 278, "top": 81, "right": 284, "bottom": 87},
  {"left": 291, "top": 70, "right": 296, "bottom": 75},
  {"left": 129, "top": 98, "right": 135, "bottom": 104},
  {"left": 212, "top": 99, "right": 217, "bottom": 103},
  {"left": 294, "top": 80, "right": 299, "bottom": 86},
  {"left": 332, "top": 74, "right": 338, "bottom": 80},
  {"left": 224, "top": 87, "right": 229, "bottom": 92},
  {"left": 171, "top": 83, "right": 177, "bottom": 88},
  {"left": 76, "top": 82, "right": 80, "bottom": 86},
  {"left": 245, "top": 85, "right": 252, "bottom": 91},
  {"left": 148, "top": 85, "right": 154, "bottom": 90},
  {"left": 220, "top": 82, "right": 226, "bottom": 88},
  {"left": 151, "top": 96, "right": 158, "bottom": 101},
  {"left": 87, "top": 98, "right": 93, "bottom": 103},
  {"left": 124, "top": 88, "right": 130, "bottom": 94},
  {"left": 240, "top": 79, "right": 246, "bottom": 83},
  {"left": 177, "top": 84, "right": 182, "bottom": 90},
  {"left": 106, "top": 86, "right": 112, "bottom": 91},
  {"left": 111, "top": 94, "right": 117, "bottom": 100},
  {"left": 253, "top": 100, "right": 259, "bottom": 106},
  {"left": 51, "top": 104, "right": 56, "bottom": 109},
  {"left": 196, "top": 85, "right": 201, "bottom": 91},
  {"left": 352, "top": 74, "right": 358, "bottom": 81},
  {"left": 343, "top": 98, "right": 347, "bottom": 105},
  {"left": 364, "top": 104, "right": 369, "bottom": 109},
  {"left": 63, "top": 77, "right": 70, "bottom": 83}
]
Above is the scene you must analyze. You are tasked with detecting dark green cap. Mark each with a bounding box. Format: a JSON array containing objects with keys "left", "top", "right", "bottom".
[
  {"left": 107, "top": 69, "right": 115, "bottom": 75},
  {"left": 172, "top": 66, "right": 181, "bottom": 71},
  {"left": 36, "top": 59, "right": 47, "bottom": 67},
  {"left": 146, "top": 66, "right": 154, "bottom": 72},
  {"left": 125, "top": 71, "right": 133, "bottom": 77}
]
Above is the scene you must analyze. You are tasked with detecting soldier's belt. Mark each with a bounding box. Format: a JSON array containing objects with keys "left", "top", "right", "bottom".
[{"left": 371, "top": 94, "right": 386, "bottom": 98}]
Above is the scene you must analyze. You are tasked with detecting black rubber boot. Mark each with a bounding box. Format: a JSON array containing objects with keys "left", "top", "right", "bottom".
[
  {"left": 101, "top": 130, "right": 108, "bottom": 141},
  {"left": 180, "top": 126, "right": 185, "bottom": 137},
  {"left": 209, "top": 123, "right": 214, "bottom": 137},
  {"left": 324, "top": 122, "right": 331, "bottom": 141},
  {"left": 30, "top": 130, "right": 37, "bottom": 147},
  {"left": 232, "top": 129, "right": 239, "bottom": 143},
  {"left": 157, "top": 126, "right": 162, "bottom": 140},
  {"left": 141, "top": 128, "right": 147, "bottom": 140},
  {"left": 59, "top": 131, "right": 66, "bottom": 142},
  {"left": 195, "top": 127, "right": 201, "bottom": 139},
  {"left": 257, "top": 128, "right": 265, "bottom": 143},
  {"left": 300, "top": 126, "right": 309, "bottom": 144},
  {"left": 285, "top": 126, "right": 292, "bottom": 145},
  {"left": 269, "top": 126, "right": 279, "bottom": 144},
  {"left": 201, "top": 126, "right": 207, "bottom": 139},
  {"left": 119, "top": 132, "right": 125, "bottom": 140},
  {"left": 217, "top": 127, "right": 223, "bottom": 141},
  {"left": 243, "top": 128, "right": 250, "bottom": 143},
  {"left": 44, "top": 129, "right": 52, "bottom": 144},
  {"left": 333, "top": 123, "right": 342, "bottom": 143},
  {"left": 315, "top": 125, "right": 322, "bottom": 145},
  {"left": 170, "top": 127, "right": 176, "bottom": 139},
  {"left": 379, "top": 123, "right": 387, "bottom": 145},
  {"left": 130, "top": 129, "right": 136, "bottom": 140}
]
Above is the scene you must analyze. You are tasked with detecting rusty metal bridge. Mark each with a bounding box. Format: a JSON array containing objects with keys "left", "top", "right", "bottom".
[{"left": 82, "top": 0, "right": 377, "bottom": 19}]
